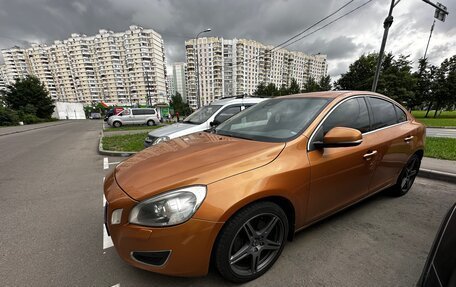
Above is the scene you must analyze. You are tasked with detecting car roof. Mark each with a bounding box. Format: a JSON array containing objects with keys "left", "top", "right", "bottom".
[
  {"left": 211, "top": 97, "right": 266, "bottom": 105},
  {"left": 279, "top": 90, "right": 385, "bottom": 100}
]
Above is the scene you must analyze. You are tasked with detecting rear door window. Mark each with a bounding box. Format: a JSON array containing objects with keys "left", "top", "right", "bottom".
[
  {"left": 144, "top": 109, "right": 155, "bottom": 115},
  {"left": 368, "top": 97, "right": 398, "bottom": 130},
  {"left": 395, "top": 106, "right": 407, "bottom": 122}
]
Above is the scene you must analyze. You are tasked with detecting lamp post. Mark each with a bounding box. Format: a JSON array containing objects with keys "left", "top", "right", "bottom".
[
  {"left": 371, "top": 0, "right": 449, "bottom": 92},
  {"left": 195, "top": 28, "right": 211, "bottom": 109}
]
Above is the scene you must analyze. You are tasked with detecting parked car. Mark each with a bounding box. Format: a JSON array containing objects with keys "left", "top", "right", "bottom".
[
  {"left": 144, "top": 97, "right": 266, "bottom": 147},
  {"left": 104, "top": 107, "right": 124, "bottom": 122},
  {"left": 90, "top": 112, "right": 101, "bottom": 119},
  {"left": 418, "top": 202, "right": 456, "bottom": 287},
  {"left": 104, "top": 91, "right": 425, "bottom": 282},
  {"left": 107, "top": 108, "right": 159, "bottom": 128}
]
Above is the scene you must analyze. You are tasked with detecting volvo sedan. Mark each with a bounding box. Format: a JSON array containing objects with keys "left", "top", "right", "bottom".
[{"left": 104, "top": 91, "right": 425, "bottom": 283}]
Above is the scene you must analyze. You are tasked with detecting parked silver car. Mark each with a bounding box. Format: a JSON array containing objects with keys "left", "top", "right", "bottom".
[
  {"left": 144, "top": 97, "right": 265, "bottom": 147},
  {"left": 107, "top": 108, "right": 159, "bottom": 128}
]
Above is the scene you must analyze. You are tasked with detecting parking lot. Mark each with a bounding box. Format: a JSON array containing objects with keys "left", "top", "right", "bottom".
[{"left": 0, "top": 120, "right": 454, "bottom": 286}]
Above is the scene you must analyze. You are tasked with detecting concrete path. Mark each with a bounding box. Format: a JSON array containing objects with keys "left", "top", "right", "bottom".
[{"left": 426, "top": 127, "right": 456, "bottom": 138}]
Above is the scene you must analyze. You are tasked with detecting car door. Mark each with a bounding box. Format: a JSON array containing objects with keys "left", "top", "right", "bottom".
[
  {"left": 306, "top": 96, "right": 378, "bottom": 222},
  {"left": 365, "top": 97, "right": 414, "bottom": 193}
]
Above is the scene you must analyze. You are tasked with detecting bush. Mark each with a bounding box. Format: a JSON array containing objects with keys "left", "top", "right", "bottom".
[
  {"left": 0, "top": 107, "right": 20, "bottom": 126},
  {"left": 20, "top": 113, "right": 45, "bottom": 124}
]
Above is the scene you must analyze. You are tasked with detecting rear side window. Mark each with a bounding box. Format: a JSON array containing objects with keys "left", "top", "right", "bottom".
[
  {"left": 368, "top": 97, "right": 397, "bottom": 130},
  {"left": 145, "top": 109, "right": 156, "bottom": 115},
  {"left": 322, "top": 97, "right": 370, "bottom": 134},
  {"left": 395, "top": 106, "right": 407, "bottom": 122},
  {"left": 132, "top": 109, "right": 143, "bottom": 115}
]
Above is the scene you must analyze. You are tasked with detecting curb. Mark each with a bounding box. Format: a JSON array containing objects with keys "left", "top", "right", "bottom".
[
  {"left": 0, "top": 121, "right": 71, "bottom": 137},
  {"left": 418, "top": 169, "right": 456, "bottom": 184},
  {"left": 426, "top": 126, "right": 455, "bottom": 129},
  {"left": 98, "top": 135, "right": 137, "bottom": 157}
]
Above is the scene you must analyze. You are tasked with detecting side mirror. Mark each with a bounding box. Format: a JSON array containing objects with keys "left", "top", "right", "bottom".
[
  {"left": 210, "top": 120, "right": 220, "bottom": 127},
  {"left": 314, "top": 127, "right": 362, "bottom": 148}
]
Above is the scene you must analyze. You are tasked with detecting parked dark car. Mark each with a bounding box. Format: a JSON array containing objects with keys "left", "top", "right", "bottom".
[{"left": 418, "top": 203, "right": 456, "bottom": 287}]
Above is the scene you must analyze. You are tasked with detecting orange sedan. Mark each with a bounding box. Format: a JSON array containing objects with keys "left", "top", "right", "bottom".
[{"left": 104, "top": 91, "right": 425, "bottom": 282}]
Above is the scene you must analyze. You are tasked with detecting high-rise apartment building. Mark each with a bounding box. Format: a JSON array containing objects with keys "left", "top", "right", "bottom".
[
  {"left": 172, "top": 62, "right": 187, "bottom": 101},
  {"left": 185, "top": 37, "right": 328, "bottom": 109},
  {"left": 166, "top": 75, "right": 175, "bottom": 98},
  {"left": 1, "top": 25, "right": 167, "bottom": 105},
  {"left": 0, "top": 65, "right": 7, "bottom": 93}
]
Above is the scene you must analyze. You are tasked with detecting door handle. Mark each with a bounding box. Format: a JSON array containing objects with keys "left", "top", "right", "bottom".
[
  {"left": 363, "top": 150, "right": 377, "bottom": 160},
  {"left": 404, "top": 136, "right": 414, "bottom": 142}
]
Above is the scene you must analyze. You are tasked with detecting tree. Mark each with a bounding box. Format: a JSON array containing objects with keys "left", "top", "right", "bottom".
[
  {"left": 302, "top": 77, "right": 320, "bottom": 92},
  {"left": 4, "top": 76, "right": 55, "bottom": 119},
  {"left": 318, "top": 75, "right": 332, "bottom": 91},
  {"left": 335, "top": 53, "right": 377, "bottom": 91},
  {"left": 171, "top": 92, "right": 192, "bottom": 116},
  {"left": 288, "top": 78, "right": 301, "bottom": 94},
  {"left": 335, "top": 53, "right": 416, "bottom": 107}
]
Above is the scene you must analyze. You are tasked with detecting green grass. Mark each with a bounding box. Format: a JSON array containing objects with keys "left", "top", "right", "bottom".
[
  {"left": 102, "top": 132, "right": 148, "bottom": 152},
  {"left": 104, "top": 125, "right": 162, "bottom": 132},
  {"left": 425, "top": 137, "right": 456, "bottom": 161},
  {"left": 412, "top": 110, "right": 456, "bottom": 127}
]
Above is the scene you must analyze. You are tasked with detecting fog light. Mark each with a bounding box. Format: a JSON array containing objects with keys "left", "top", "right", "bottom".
[{"left": 111, "top": 209, "right": 123, "bottom": 224}]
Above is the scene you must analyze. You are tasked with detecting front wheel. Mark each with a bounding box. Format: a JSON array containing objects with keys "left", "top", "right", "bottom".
[
  {"left": 113, "top": 121, "right": 122, "bottom": 128},
  {"left": 147, "top": 120, "right": 155, "bottom": 126},
  {"left": 214, "top": 202, "right": 288, "bottom": 283},
  {"left": 389, "top": 154, "right": 421, "bottom": 197}
]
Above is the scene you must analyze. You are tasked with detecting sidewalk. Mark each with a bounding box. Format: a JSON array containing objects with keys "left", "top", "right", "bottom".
[
  {"left": 0, "top": 120, "right": 72, "bottom": 136},
  {"left": 420, "top": 157, "right": 456, "bottom": 183}
]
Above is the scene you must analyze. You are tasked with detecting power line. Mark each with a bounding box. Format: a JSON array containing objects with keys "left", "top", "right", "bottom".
[
  {"left": 242, "top": 0, "right": 373, "bottom": 65},
  {"left": 269, "top": 0, "right": 355, "bottom": 52},
  {"left": 280, "top": 0, "right": 374, "bottom": 50}
]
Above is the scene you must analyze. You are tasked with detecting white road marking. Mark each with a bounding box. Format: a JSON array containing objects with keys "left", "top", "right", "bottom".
[
  {"left": 111, "top": 284, "right": 120, "bottom": 287},
  {"left": 103, "top": 177, "right": 114, "bottom": 250},
  {"left": 109, "top": 161, "right": 120, "bottom": 165},
  {"left": 103, "top": 157, "right": 109, "bottom": 170}
]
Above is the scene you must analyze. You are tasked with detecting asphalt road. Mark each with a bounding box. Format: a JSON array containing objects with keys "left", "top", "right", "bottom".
[
  {"left": 0, "top": 120, "right": 455, "bottom": 287},
  {"left": 426, "top": 127, "right": 456, "bottom": 138}
]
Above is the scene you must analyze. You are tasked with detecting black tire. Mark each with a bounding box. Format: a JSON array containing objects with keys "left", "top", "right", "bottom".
[
  {"left": 147, "top": 120, "right": 155, "bottom": 126},
  {"left": 389, "top": 154, "right": 421, "bottom": 197},
  {"left": 113, "top": 121, "right": 122, "bottom": 128},
  {"left": 214, "top": 201, "right": 288, "bottom": 283}
]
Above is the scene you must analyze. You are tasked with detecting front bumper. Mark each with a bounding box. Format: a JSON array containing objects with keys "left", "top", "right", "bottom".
[{"left": 104, "top": 173, "right": 223, "bottom": 277}]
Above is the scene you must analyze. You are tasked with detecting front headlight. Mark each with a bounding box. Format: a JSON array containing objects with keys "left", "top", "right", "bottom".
[
  {"left": 153, "top": 136, "right": 170, "bottom": 145},
  {"left": 129, "top": 186, "right": 206, "bottom": 227}
]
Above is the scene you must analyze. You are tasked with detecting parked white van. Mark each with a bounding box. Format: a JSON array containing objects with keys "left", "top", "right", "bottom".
[
  {"left": 107, "top": 108, "right": 159, "bottom": 128},
  {"left": 144, "top": 97, "right": 266, "bottom": 147}
]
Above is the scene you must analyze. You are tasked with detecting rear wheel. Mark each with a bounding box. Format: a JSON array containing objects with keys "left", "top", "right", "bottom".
[
  {"left": 390, "top": 154, "right": 421, "bottom": 196},
  {"left": 147, "top": 120, "right": 155, "bottom": 126},
  {"left": 214, "top": 202, "right": 288, "bottom": 283},
  {"left": 113, "top": 121, "right": 122, "bottom": 128}
]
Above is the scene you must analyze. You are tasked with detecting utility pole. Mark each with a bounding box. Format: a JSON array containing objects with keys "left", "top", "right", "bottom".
[
  {"left": 423, "top": 20, "right": 436, "bottom": 59},
  {"left": 371, "top": 0, "right": 449, "bottom": 92},
  {"left": 371, "top": 0, "right": 397, "bottom": 93}
]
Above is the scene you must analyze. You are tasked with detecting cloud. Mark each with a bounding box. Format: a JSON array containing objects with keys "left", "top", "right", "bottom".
[{"left": 0, "top": 0, "right": 454, "bottom": 78}]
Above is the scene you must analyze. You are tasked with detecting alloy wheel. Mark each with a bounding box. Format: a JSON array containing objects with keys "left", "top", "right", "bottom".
[
  {"left": 228, "top": 213, "right": 285, "bottom": 276},
  {"left": 401, "top": 157, "right": 419, "bottom": 192}
]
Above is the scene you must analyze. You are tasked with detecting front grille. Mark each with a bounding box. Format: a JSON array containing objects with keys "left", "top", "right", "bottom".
[{"left": 131, "top": 251, "right": 171, "bottom": 266}]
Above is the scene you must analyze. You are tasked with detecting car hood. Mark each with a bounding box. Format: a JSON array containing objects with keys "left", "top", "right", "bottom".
[
  {"left": 148, "top": 122, "right": 205, "bottom": 138},
  {"left": 115, "top": 132, "right": 285, "bottom": 201}
]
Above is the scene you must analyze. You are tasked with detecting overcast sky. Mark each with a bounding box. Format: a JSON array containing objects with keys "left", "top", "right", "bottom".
[{"left": 0, "top": 0, "right": 454, "bottom": 78}]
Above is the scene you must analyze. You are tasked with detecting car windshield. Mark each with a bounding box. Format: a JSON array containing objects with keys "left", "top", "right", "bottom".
[
  {"left": 215, "top": 98, "right": 330, "bottom": 142},
  {"left": 183, "top": 105, "right": 223, "bottom": 124}
]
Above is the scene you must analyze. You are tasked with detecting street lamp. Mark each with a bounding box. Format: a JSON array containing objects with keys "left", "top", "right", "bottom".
[
  {"left": 195, "top": 28, "right": 211, "bottom": 109},
  {"left": 371, "top": 0, "right": 449, "bottom": 92}
]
